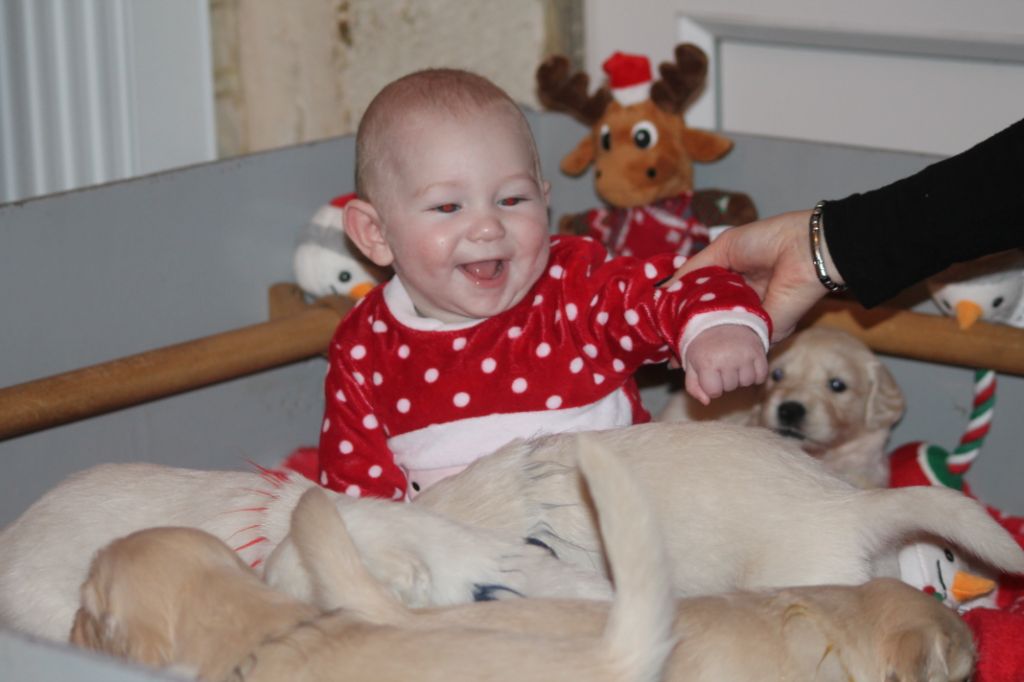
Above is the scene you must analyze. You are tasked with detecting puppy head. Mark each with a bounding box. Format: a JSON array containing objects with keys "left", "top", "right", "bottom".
[
  {"left": 757, "top": 328, "right": 905, "bottom": 453},
  {"left": 70, "top": 527, "right": 253, "bottom": 667}
]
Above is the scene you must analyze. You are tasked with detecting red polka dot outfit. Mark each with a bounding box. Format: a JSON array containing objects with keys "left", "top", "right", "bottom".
[
  {"left": 318, "top": 236, "right": 770, "bottom": 500},
  {"left": 583, "top": 191, "right": 709, "bottom": 260}
]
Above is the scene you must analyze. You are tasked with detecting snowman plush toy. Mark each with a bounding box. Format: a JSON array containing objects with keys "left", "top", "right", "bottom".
[{"left": 293, "top": 193, "right": 382, "bottom": 300}]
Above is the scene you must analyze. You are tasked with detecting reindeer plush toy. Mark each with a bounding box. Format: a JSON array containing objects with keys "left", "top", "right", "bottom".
[{"left": 537, "top": 44, "right": 756, "bottom": 259}]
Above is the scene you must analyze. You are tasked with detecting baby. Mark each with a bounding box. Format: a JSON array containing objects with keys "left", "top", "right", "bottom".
[{"left": 317, "top": 68, "right": 771, "bottom": 500}]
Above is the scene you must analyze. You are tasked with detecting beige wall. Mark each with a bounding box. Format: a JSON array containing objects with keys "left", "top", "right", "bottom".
[{"left": 211, "top": 0, "right": 582, "bottom": 158}]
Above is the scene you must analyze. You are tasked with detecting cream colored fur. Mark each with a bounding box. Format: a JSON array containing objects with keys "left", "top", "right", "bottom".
[
  {"left": 658, "top": 327, "right": 905, "bottom": 488},
  {"left": 71, "top": 437, "right": 976, "bottom": 681},
  {"left": 72, "top": 436, "right": 680, "bottom": 682},
  {"left": 0, "top": 462, "right": 609, "bottom": 642},
  {"left": 416, "top": 422, "right": 1024, "bottom": 594}
]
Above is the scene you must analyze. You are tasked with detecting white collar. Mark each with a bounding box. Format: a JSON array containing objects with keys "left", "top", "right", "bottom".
[{"left": 382, "top": 276, "right": 487, "bottom": 332}]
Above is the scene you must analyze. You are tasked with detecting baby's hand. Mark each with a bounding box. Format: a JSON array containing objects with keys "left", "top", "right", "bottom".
[{"left": 682, "top": 325, "right": 767, "bottom": 405}]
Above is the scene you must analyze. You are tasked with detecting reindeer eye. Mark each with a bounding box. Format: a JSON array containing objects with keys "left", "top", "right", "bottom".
[
  {"left": 993, "top": 296, "right": 1004, "bottom": 308},
  {"left": 599, "top": 124, "right": 611, "bottom": 151},
  {"left": 338, "top": 271, "right": 352, "bottom": 283},
  {"left": 631, "top": 121, "right": 658, "bottom": 149}
]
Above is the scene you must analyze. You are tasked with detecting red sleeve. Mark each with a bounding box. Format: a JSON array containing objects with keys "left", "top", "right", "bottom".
[
  {"left": 318, "top": 326, "right": 407, "bottom": 500},
  {"left": 557, "top": 238, "right": 770, "bottom": 373}
]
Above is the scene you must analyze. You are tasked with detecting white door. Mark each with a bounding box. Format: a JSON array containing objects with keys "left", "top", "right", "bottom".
[{"left": 584, "top": 0, "right": 1024, "bottom": 155}]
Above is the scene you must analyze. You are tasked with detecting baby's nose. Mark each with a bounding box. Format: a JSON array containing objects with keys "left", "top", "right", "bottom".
[{"left": 468, "top": 212, "right": 505, "bottom": 241}]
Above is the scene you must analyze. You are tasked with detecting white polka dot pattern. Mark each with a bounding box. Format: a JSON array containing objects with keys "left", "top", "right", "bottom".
[{"left": 315, "top": 236, "right": 769, "bottom": 501}]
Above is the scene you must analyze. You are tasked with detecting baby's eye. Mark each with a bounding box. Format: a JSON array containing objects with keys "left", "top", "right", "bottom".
[
  {"left": 498, "top": 196, "right": 526, "bottom": 207},
  {"left": 432, "top": 203, "right": 460, "bottom": 214}
]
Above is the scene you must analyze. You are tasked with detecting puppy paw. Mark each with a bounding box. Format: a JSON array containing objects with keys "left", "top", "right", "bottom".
[
  {"left": 882, "top": 625, "right": 974, "bottom": 682},
  {"left": 866, "top": 580, "right": 976, "bottom": 682}
]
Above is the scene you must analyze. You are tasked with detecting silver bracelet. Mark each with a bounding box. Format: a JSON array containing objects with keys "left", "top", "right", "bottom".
[{"left": 809, "top": 201, "right": 848, "bottom": 293}]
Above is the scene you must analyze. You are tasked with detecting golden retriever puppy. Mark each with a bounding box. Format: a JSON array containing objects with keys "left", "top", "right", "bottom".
[
  {"left": 73, "top": 441, "right": 975, "bottom": 682},
  {"left": 658, "top": 327, "right": 905, "bottom": 488},
  {"left": 0, "top": 462, "right": 609, "bottom": 643},
  {"left": 73, "top": 437, "right": 679, "bottom": 682},
  {"left": 416, "top": 422, "right": 1024, "bottom": 595}
]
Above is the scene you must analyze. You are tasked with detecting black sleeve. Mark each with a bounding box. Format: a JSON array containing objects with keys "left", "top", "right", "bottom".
[{"left": 822, "top": 117, "right": 1024, "bottom": 308}]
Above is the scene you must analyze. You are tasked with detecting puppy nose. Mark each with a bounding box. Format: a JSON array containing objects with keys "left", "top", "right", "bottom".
[{"left": 777, "top": 401, "right": 806, "bottom": 426}]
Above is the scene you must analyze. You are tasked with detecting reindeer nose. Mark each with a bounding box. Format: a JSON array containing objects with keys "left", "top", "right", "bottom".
[
  {"left": 646, "top": 167, "right": 657, "bottom": 179},
  {"left": 777, "top": 401, "right": 806, "bottom": 426}
]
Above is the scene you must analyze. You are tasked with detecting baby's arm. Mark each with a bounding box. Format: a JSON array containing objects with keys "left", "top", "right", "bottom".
[
  {"left": 319, "top": 347, "right": 408, "bottom": 500},
  {"left": 682, "top": 324, "right": 767, "bottom": 405}
]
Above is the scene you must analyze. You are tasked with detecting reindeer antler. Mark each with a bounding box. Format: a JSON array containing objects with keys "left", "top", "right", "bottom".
[
  {"left": 536, "top": 54, "right": 612, "bottom": 126},
  {"left": 650, "top": 43, "right": 708, "bottom": 114}
]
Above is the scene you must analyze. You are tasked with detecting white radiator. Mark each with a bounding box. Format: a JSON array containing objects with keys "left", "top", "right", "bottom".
[{"left": 0, "top": 0, "right": 214, "bottom": 204}]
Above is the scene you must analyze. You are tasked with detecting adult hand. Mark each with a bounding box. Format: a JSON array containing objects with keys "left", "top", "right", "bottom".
[{"left": 667, "top": 209, "right": 830, "bottom": 343}]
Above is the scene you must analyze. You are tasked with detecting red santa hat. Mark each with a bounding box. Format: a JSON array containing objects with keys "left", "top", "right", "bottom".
[{"left": 602, "top": 51, "right": 652, "bottom": 106}]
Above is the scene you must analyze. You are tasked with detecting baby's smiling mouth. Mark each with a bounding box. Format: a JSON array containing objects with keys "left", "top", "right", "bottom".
[{"left": 460, "top": 259, "right": 505, "bottom": 281}]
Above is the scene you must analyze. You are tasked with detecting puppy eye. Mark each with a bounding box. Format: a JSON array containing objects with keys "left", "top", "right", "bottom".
[
  {"left": 828, "top": 378, "right": 847, "bottom": 393},
  {"left": 599, "top": 124, "right": 611, "bottom": 151},
  {"left": 338, "top": 271, "right": 352, "bottom": 283},
  {"left": 770, "top": 368, "right": 784, "bottom": 382},
  {"left": 993, "top": 296, "right": 1004, "bottom": 308},
  {"left": 943, "top": 548, "right": 955, "bottom": 562}
]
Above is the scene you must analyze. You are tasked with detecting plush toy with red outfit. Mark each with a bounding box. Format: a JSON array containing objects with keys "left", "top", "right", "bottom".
[
  {"left": 536, "top": 44, "right": 757, "bottom": 259},
  {"left": 889, "top": 369, "right": 1024, "bottom": 682},
  {"left": 292, "top": 193, "right": 388, "bottom": 300}
]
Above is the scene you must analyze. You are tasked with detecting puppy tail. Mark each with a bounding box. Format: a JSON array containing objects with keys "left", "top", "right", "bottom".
[
  {"left": 575, "top": 434, "right": 677, "bottom": 682},
  {"left": 863, "top": 486, "right": 1024, "bottom": 575},
  {"left": 288, "top": 487, "right": 411, "bottom": 624}
]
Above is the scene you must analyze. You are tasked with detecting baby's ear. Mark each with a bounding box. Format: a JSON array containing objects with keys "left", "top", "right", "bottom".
[{"left": 344, "top": 199, "right": 394, "bottom": 267}]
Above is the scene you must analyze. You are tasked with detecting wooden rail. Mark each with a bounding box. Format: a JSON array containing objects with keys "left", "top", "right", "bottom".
[
  {"left": 804, "top": 298, "right": 1024, "bottom": 375},
  {"left": 0, "top": 285, "right": 350, "bottom": 442},
  {"left": 0, "top": 287, "right": 1021, "bottom": 442}
]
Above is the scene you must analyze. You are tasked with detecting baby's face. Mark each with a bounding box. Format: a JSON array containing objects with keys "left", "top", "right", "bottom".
[{"left": 375, "top": 107, "right": 550, "bottom": 324}]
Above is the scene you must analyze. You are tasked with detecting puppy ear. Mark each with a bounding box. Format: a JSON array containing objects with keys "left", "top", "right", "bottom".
[
  {"left": 289, "top": 488, "right": 409, "bottom": 622},
  {"left": 865, "top": 360, "right": 905, "bottom": 429},
  {"left": 70, "top": 606, "right": 104, "bottom": 649},
  {"left": 343, "top": 199, "right": 394, "bottom": 268},
  {"left": 73, "top": 570, "right": 173, "bottom": 666}
]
